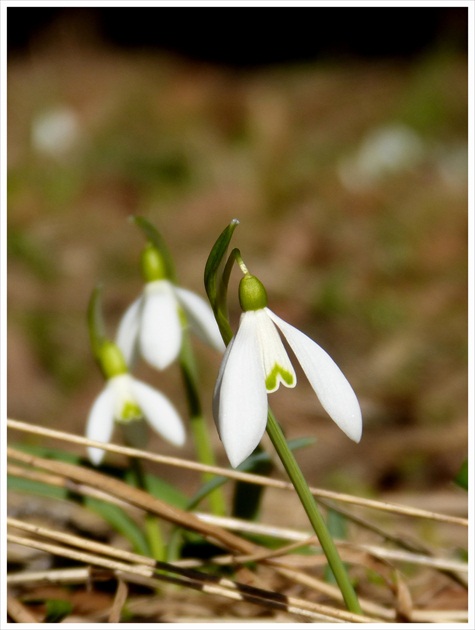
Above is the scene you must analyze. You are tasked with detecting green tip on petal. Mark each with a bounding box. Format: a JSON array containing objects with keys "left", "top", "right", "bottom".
[
  {"left": 98, "top": 341, "right": 129, "bottom": 379},
  {"left": 117, "top": 400, "right": 143, "bottom": 423},
  {"left": 239, "top": 275, "right": 268, "bottom": 312},
  {"left": 141, "top": 243, "right": 168, "bottom": 282},
  {"left": 265, "top": 364, "right": 295, "bottom": 391}
]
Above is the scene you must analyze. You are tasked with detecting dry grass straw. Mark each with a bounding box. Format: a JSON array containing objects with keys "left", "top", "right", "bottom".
[{"left": 7, "top": 419, "right": 468, "bottom": 623}]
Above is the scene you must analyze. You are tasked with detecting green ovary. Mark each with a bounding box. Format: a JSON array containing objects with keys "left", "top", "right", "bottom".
[{"left": 265, "top": 364, "right": 295, "bottom": 391}]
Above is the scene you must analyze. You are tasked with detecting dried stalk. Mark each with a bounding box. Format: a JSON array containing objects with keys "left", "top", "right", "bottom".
[
  {"left": 7, "top": 531, "right": 372, "bottom": 623},
  {"left": 8, "top": 419, "right": 467, "bottom": 526}
]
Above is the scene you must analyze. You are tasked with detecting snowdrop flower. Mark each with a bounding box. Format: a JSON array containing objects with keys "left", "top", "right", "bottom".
[
  {"left": 214, "top": 274, "right": 362, "bottom": 468},
  {"left": 117, "top": 243, "right": 225, "bottom": 370},
  {"left": 86, "top": 341, "right": 185, "bottom": 465},
  {"left": 31, "top": 106, "right": 81, "bottom": 157}
]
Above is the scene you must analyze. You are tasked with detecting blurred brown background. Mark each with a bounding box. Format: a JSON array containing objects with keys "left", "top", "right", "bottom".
[{"left": 7, "top": 7, "right": 468, "bottom": 514}]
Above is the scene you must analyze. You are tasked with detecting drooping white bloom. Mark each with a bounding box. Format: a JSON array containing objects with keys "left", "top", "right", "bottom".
[
  {"left": 117, "top": 279, "right": 225, "bottom": 371},
  {"left": 213, "top": 275, "right": 362, "bottom": 468},
  {"left": 86, "top": 372, "right": 186, "bottom": 465}
]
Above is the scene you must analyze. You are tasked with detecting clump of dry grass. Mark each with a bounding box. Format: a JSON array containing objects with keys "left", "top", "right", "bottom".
[{"left": 7, "top": 419, "right": 468, "bottom": 623}]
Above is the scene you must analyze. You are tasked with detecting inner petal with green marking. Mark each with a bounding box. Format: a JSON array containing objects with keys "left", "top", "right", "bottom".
[
  {"left": 254, "top": 309, "right": 297, "bottom": 393},
  {"left": 110, "top": 374, "right": 143, "bottom": 423},
  {"left": 265, "top": 363, "right": 296, "bottom": 392},
  {"left": 117, "top": 399, "right": 143, "bottom": 423}
]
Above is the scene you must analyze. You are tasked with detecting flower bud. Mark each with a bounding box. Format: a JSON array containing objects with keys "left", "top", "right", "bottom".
[{"left": 239, "top": 274, "right": 268, "bottom": 312}]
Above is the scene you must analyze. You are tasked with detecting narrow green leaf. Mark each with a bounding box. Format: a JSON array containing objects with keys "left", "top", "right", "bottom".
[
  {"left": 9, "top": 442, "right": 81, "bottom": 464},
  {"left": 185, "top": 436, "right": 315, "bottom": 512},
  {"left": 324, "top": 509, "right": 348, "bottom": 584},
  {"left": 8, "top": 475, "right": 68, "bottom": 500},
  {"left": 87, "top": 284, "right": 107, "bottom": 359},
  {"left": 131, "top": 215, "right": 176, "bottom": 282},
  {"left": 231, "top": 437, "right": 315, "bottom": 521},
  {"left": 85, "top": 497, "right": 150, "bottom": 556},
  {"left": 455, "top": 459, "right": 468, "bottom": 490},
  {"left": 285, "top": 436, "right": 316, "bottom": 451},
  {"left": 8, "top": 444, "right": 151, "bottom": 555},
  {"left": 9, "top": 474, "right": 150, "bottom": 556},
  {"left": 185, "top": 475, "right": 229, "bottom": 512},
  {"left": 44, "top": 599, "right": 73, "bottom": 623},
  {"left": 204, "top": 219, "right": 240, "bottom": 344},
  {"left": 232, "top": 446, "right": 273, "bottom": 521},
  {"left": 204, "top": 219, "right": 239, "bottom": 307},
  {"left": 125, "top": 470, "right": 189, "bottom": 510}
]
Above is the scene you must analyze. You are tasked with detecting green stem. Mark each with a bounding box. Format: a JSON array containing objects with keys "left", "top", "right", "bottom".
[
  {"left": 144, "top": 513, "right": 165, "bottom": 561},
  {"left": 266, "top": 409, "right": 362, "bottom": 615},
  {"left": 179, "top": 325, "right": 227, "bottom": 516},
  {"left": 129, "top": 456, "right": 165, "bottom": 561}
]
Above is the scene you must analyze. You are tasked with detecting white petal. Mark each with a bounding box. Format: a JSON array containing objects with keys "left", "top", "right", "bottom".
[
  {"left": 130, "top": 377, "right": 186, "bottom": 447},
  {"left": 116, "top": 296, "right": 142, "bottom": 368},
  {"left": 217, "top": 311, "right": 269, "bottom": 468},
  {"left": 253, "top": 309, "right": 296, "bottom": 393},
  {"left": 212, "top": 335, "right": 236, "bottom": 432},
  {"left": 267, "top": 309, "right": 362, "bottom": 442},
  {"left": 175, "top": 287, "right": 226, "bottom": 353},
  {"left": 85, "top": 384, "right": 116, "bottom": 465},
  {"left": 110, "top": 373, "right": 141, "bottom": 421},
  {"left": 140, "top": 281, "right": 182, "bottom": 370}
]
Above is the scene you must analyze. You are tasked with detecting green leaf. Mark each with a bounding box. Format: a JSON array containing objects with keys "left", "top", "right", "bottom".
[
  {"left": 87, "top": 284, "right": 107, "bottom": 359},
  {"left": 8, "top": 443, "right": 79, "bottom": 500},
  {"left": 125, "top": 470, "right": 189, "bottom": 510},
  {"left": 231, "top": 437, "right": 315, "bottom": 521},
  {"left": 285, "top": 436, "right": 317, "bottom": 451},
  {"left": 232, "top": 446, "right": 273, "bottom": 521},
  {"left": 185, "top": 436, "right": 315, "bottom": 512},
  {"left": 131, "top": 215, "right": 176, "bottom": 282},
  {"left": 44, "top": 599, "right": 73, "bottom": 623},
  {"left": 8, "top": 444, "right": 151, "bottom": 555},
  {"left": 204, "top": 219, "right": 239, "bottom": 306},
  {"left": 168, "top": 438, "right": 315, "bottom": 561},
  {"left": 85, "top": 497, "right": 150, "bottom": 556},
  {"left": 9, "top": 473, "right": 150, "bottom": 556},
  {"left": 327, "top": 507, "right": 348, "bottom": 539},
  {"left": 204, "top": 219, "right": 240, "bottom": 344},
  {"left": 9, "top": 442, "right": 82, "bottom": 464},
  {"left": 8, "top": 474, "right": 69, "bottom": 501},
  {"left": 185, "top": 476, "right": 228, "bottom": 512},
  {"left": 454, "top": 459, "right": 468, "bottom": 491},
  {"left": 325, "top": 509, "right": 348, "bottom": 584}
]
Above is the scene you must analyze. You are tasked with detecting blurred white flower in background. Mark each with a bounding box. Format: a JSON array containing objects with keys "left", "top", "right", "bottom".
[
  {"left": 338, "top": 123, "right": 425, "bottom": 192},
  {"left": 31, "top": 106, "right": 81, "bottom": 157},
  {"left": 434, "top": 141, "right": 468, "bottom": 189},
  {"left": 86, "top": 372, "right": 186, "bottom": 465}
]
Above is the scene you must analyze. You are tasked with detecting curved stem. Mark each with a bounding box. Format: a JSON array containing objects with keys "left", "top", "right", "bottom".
[{"left": 266, "top": 409, "right": 362, "bottom": 615}]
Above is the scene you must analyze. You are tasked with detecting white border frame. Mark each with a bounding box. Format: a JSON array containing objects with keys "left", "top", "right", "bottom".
[{"left": 1, "top": 2, "right": 472, "bottom": 628}]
